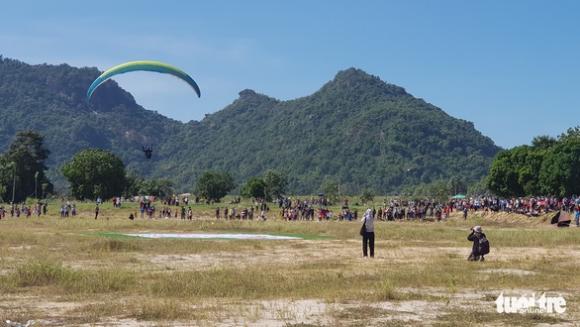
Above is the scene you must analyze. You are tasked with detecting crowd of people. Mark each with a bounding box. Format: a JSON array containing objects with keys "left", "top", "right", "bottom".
[
  {"left": 59, "top": 202, "right": 77, "bottom": 217},
  {"left": 449, "top": 196, "right": 577, "bottom": 216},
  {"left": 215, "top": 200, "right": 269, "bottom": 220},
  {"left": 0, "top": 202, "right": 48, "bottom": 219},
  {"left": 162, "top": 195, "right": 193, "bottom": 207},
  {"left": 368, "top": 196, "right": 580, "bottom": 222},
  {"left": 269, "top": 195, "right": 580, "bottom": 226},
  {"left": 2, "top": 194, "right": 580, "bottom": 227}
]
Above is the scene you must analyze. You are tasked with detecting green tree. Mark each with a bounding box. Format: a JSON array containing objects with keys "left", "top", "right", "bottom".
[
  {"left": 539, "top": 139, "right": 580, "bottom": 196},
  {"left": 412, "top": 180, "right": 450, "bottom": 202},
  {"left": 194, "top": 171, "right": 235, "bottom": 202},
  {"left": 241, "top": 177, "right": 266, "bottom": 199},
  {"left": 516, "top": 148, "right": 544, "bottom": 196},
  {"left": 0, "top": 131, "right": 52, "bottom": 202},
  {"left": 123, "top": 172, "right": 143, "bottom": 198},
  {"left": 321, "top": 179, "right": 340, "bottom": 203},
  {"left": 467, "top": 177, "right": 489, "bottom": 196},
  {"left": 559, "top": 126, "right": 580, "bottom": 141},
  {"left": 0, "top": 157, "right": 10, "bottom": 201},
  {"left": 263, "top": 170, "right": 288, "bottom": 200},
  {"left": 123, "top": 173, "right": 174, "bottom": 198},
  {"left": 0, "top": 157, "right": 12, "bottom": 201},
  {"left": 139, "top": 179, "right": 174, "bottom": 198},
  {"left": 486, "top": 145, "right": 545, "bottom": 197},
  {"left": 447, "top": 176, "right": 467, "bottom": 195},
  {"left": 62, "top": 149, "right": 126, "bottom": 199},
  {"left": 0, "top": 184, "right": 5, "bottom": 202},
  {"left": 531, "top": 135, "right": 557, "bottom": 149},
  {"left": 487, "top": 148, "right": 524, "bottom": 197},
  {"left": 360, "top": 189, "right": 374, "bottom": 204}
]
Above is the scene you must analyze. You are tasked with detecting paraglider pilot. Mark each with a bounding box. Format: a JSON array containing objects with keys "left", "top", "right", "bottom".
[
  {"left": 467, "top": 225, "right": 489, "bottom": 261},
  {"left": 142, "top": 146, "right": 153, "bottom": 159}
]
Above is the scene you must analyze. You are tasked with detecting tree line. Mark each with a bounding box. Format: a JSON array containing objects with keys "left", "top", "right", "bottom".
[
  {"left": 0, "top": 131, "right": 53, "bottom": 202},
  {"left": 0, "top": 130, "right": 289, "bottom": 203},
  {"left": 486, "top": 127, "right": 580, "bottom": 197},
  {"left": 3, "top": 127, "right": 580, "bottom": 203}
]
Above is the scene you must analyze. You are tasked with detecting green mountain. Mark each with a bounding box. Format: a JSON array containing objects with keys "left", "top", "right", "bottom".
[
  {"left": 0, "top": 56, "right": 500, "bottom": 194},
  {"left": 0, "top": 56, "right": 183, "bottom": 190}
]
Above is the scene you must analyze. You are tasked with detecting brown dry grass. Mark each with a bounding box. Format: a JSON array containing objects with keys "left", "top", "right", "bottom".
[{"left": 0, "top": 201, "right": 578, "bottom": 326}]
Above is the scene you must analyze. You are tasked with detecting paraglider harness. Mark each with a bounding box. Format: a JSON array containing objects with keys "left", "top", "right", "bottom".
[
  {"left": 478, "top": 235, "right": 490, "bottom": 255},
  {"left": 468, "top": 230, "right": 490, "bottom": 260},
  {"left": 142, "top": 146, "right": 153, "bottom": 159}
]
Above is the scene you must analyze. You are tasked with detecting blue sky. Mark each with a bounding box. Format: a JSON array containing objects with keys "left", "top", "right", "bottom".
[{"left": 1, "top": 0, "right": 579, "bottom": 148}]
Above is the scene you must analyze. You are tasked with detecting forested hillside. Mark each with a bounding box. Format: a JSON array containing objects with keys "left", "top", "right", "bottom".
[
  {"left": 0, "top": 57, "right": 500, "bottom": 194},
  {"left": 0, "top": 56, "right": 183, "bottom": 189},
  {"left": 166, "top": 68, "right": 500, "bottom": 193}
]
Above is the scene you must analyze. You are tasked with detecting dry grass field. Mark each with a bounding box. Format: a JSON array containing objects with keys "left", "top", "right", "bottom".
[{"left": 0, "top": 201, "right": 578, "bottom": 326}]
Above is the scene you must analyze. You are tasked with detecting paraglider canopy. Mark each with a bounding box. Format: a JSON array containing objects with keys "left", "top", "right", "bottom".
[
  {"left": 86, "top": 60, "right": 201, "bottom": 102},
  {"left": 451, "top": 194, "right": 466, "bottom": 199},
  {"left": 550, "top": 211, "right": 571, "bottom": 227}
]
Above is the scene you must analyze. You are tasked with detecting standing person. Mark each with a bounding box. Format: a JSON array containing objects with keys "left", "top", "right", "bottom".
[
  {"left": 575, "top": 206, "right": 580, "bottom": 227},
  {"left": 467, "top": 226, "right": 489, "bottom": 261},
  {"left": 94, "top": 205, "right": 100, "bottom": 220},
  {"left": 463, "top": 207, "right": 468, "bottom": 220},
  {"left": 360, "top": 208, "right": 375, "bottom": 258}
]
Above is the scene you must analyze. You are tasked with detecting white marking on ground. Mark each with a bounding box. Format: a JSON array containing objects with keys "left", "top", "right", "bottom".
[
  {"left": 481, "top": 268, "right": 537, "bottom": 276},
  {"left": 123, "top": 233, "right": 302, "bottom": 240}
]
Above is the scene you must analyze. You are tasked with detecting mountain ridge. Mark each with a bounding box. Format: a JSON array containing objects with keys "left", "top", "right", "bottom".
[{"left": 0, "top": 56, "right": 500, "bottom": 194}]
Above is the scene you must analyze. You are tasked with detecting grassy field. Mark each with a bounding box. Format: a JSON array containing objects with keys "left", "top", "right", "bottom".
[{"left": 0, "top": 199, "right": 578, "bottom": 326}]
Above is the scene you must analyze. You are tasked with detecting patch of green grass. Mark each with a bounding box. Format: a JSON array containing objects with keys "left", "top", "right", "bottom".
[{"left": 92, "top": 231, "right": 140, "bottom": 240}]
